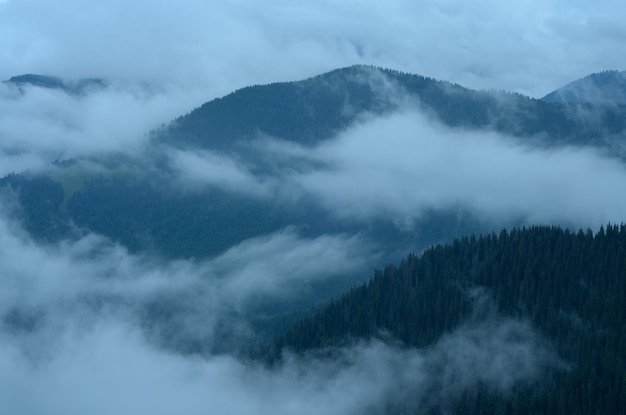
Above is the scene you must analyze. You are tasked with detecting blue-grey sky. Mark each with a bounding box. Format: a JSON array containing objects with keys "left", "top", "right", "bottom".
[{"left": 1, "top": 0, "right": 625, "bottom": 98}]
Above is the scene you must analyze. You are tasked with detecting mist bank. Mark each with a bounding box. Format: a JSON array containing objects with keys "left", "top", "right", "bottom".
[
  {"left": 5, "top": 83, "right": 626, "bottom": 268},
  {"left": 0, "top": 201, "right": 377, "bottom": 355},
  {"left": 0, "top": 319, "right": 559, "bottom": 415},
  {"left": 169, "top": 107, "right": 626, "bottom": 230},
  {"left": 0, "top": 186, "right": 573, "bottom": 414},
  {"left": 0, "top": 77, "right": 210, "bottom": 175},
  {"left": 5, "top": 64, "right": 626, "bottom": 180}
]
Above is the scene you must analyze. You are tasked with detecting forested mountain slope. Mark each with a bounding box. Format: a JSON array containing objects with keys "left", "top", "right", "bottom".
[
  {"left": 3, "top": 67, "right": 626, "bottom": 359},
  {"left": 271, "top": 225, "right": 626, "bottom": 414},
  {"left": 4, "top": 66, "right": 626, "bottom": 261},
  {"left": 156, "top": 65, "right": 626, "bottom": 154},
  {"left": 542, "top": 70, "right": 626, "bottom": 105},
  {"left": 1, "top": 67, "right": 626, "bottom": 413}
]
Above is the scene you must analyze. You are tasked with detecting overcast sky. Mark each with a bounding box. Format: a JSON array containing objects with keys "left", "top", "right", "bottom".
[
  {"left": 3, "top": 0, "right": 626, "bottom": 173},
  {"left": 1, "top": 0, "right": 625, "bottom": 100},
  {"left": 0, "top": 2, "right": 619, "bottom": 412}
]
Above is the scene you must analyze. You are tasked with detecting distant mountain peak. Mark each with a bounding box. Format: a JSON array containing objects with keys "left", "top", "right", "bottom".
[
  {"left": 542, "top": 70, "right": 626, "bottom": 104},
  {"left": 7, "top": 74, "right": 65, "bottom": 88},
  {"left": 4, "top": 73, "right": 107, "bottom": 95}
]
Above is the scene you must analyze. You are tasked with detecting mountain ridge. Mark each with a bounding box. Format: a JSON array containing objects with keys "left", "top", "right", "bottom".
[
  {"left": 3, "top": 73, "right": 107, "bottom": 95},
  {"left": 5, "top": 65, "right": 626, "bottom": 262},
  {"left": 1, "top": 66, "right": 626, "bottom": 413},
  {"left": 153, "top": 65, "right": 626, "bottom": 155},
  {"left": 3, "top": 65, "right": 626, "bottom": 361},
  {"left": 542, "top": 69, "right": 626, "bottom": 104}
]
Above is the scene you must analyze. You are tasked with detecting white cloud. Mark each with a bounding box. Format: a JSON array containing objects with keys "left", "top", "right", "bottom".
[
  {"left": 0, "top": 200, "right": 373, "bottom": 352},
  {"left": 211, "top": 229, "right": 373, "bottom": 310},
  {"left": 1, "top": 0, "right": 625, "bottom": 97},
  {"left": 0, "top": 180, "right": 566, "bottom": 414},
  {"left": 0, "top": 81, "right": 203, "bottom": 173},
  {"left": 0, "top": 301, "right": 561, "bottom": 415},
  {"left": 170, "top": 149, "right": 272, "bottom": 197},
  {"left": 277, "top": 109, "right": 626, "bottom": 228},
  {"left": 160, "top": 99, "right": 626, "bottom": 232}
]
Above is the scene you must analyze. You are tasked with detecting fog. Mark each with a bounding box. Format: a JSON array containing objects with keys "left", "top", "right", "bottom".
[
  {"left": 0, "top": 202, "right": 374, "bottom": 350},
  {"left": 0, "top": 81, "right": 201, "bottom": 175},
  {"left": 2, "top": 0, "right": 626, "bottom": 175},
  {"left": 170, "top": 149, "right": 272, "bottom": 197},
  {"left": 0, "top": 0, "right": 621, "bottom": 412},
  {"left": 0, "top": 205, "right": 561, "bottom": 413},
  {"left": 0, "top": 319, "right": 559, "bottom": 415},
  {"left": 170, "top": 106, "right": 626, "bottom": 230},
  {"left": 290, "top": 111, "right": 626, "bottom": 228},
  {"left": 0, "top": 143, "right": 567, "bottom": 413},
  {"left": 2, "top": 0, "right": 625, "bottom": 175},
  {"left": 2, "top": 0, "right": 625, "bottom": 97}
]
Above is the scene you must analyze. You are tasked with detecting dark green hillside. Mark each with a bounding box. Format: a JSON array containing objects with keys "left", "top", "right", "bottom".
[
  {"left": 543, "top": 70, "right": 626, "bottom": 105},
  {"left": 157, "top": 66, "right": 399, "bottom": 151},
  {"left": 66, "top": 175, "right": 291, "bottom": 258},
  {"left": 272, "top": 225, "right": 626, "bottom": 414},
  {"left": 0, "top": 167, "right": 491, "bottom": 265},
  {"left": 384, "top": 68, "right": 626, "bottom": 147},
  {"left": 156, "top": 66, "right": 626, "bottom": 153},
  {"left": 0, "top": 173, "right": 69, "bottom": 241},
  {"left": 4, "top": 66, "right": 626, "bottom": 261}
]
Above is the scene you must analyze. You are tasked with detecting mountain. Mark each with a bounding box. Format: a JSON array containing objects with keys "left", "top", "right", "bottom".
[
  {"left": 270, "top": 225, "right": 626, "bottom": 414},
  {"left": 3, "top": 73, "right": 107, "bottom": 95},
  {"left": 542, "top": 70, "right": 626, "bottom": 105},
  {"left": 10, "top": 65, "right": 625, "bottom": 262},
  {"left": 4, "top": 66, "right": 626, "bottom": 356},
  {"left": 155, "top": 65, "right": 626, "bottom": 154}
]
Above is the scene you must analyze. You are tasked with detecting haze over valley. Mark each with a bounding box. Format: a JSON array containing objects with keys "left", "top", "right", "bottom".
[{"left": 1, "top": 1, "right": 625, "bottom": 414}]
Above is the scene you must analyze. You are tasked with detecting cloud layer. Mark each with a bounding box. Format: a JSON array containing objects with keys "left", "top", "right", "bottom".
[
  {"left": 0, "top": 81, "right": 201, "bottom": 175},
  {"left": 2, "top": 0, "right": 625, "bottom": 98},
  {"left": 0, "top": 221, "right": 560, "bottom": 414},
  {"left": 1, "top": 319, "right": 559, "bottom": 415},
  {"left": 0, "top": 169, "right": 563, "bottom": 414},
  {"left": 2, "top": 0, "right": 625, "bottom": 176},
  {"left": 169, "top": 107, "right": 626, "bottom": 230},
  {"left": 289, "top": 110, "right": 626, "bottom": 228},
  {"left": 0, "top": 199, "right": 374, "bottom": 353}
]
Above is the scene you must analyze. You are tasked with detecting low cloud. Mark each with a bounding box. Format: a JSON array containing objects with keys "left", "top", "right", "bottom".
[
  {"left": 160, "top": 101, "right": 626, "bottom": 236},
  {"left": 211, "top": 229, "right": 373, "bottom": 311},
  {"left": 0, "top": 284, "right": 562, "bottom": 415},
  {"left": 0, "top": 158, "right": 564, "bottom": 415},
  {"left": 170, "top": 149, "right": 272, "bottom": 197},
  {"left": 0, "top": 150, "right": 49, "bottom": 177},
  {"left": 168, "top": 106, "right": 626, "bottom": 230},
  {"left": 0, "top": 81, "right": 204, "bottom": 174},
  {"left": 275, "top": 109, "right": 626, "bottom": 229},
  {"left": 2, "top": 0, "right": 626, "bottom": 99},
  {"left": 0, "top": 200, "right": 373, "bottom": 355}
]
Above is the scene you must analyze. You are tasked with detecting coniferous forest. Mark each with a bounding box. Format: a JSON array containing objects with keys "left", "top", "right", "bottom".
[{"left": 272, "top": 225, "right": 626, "bottom": 414}]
